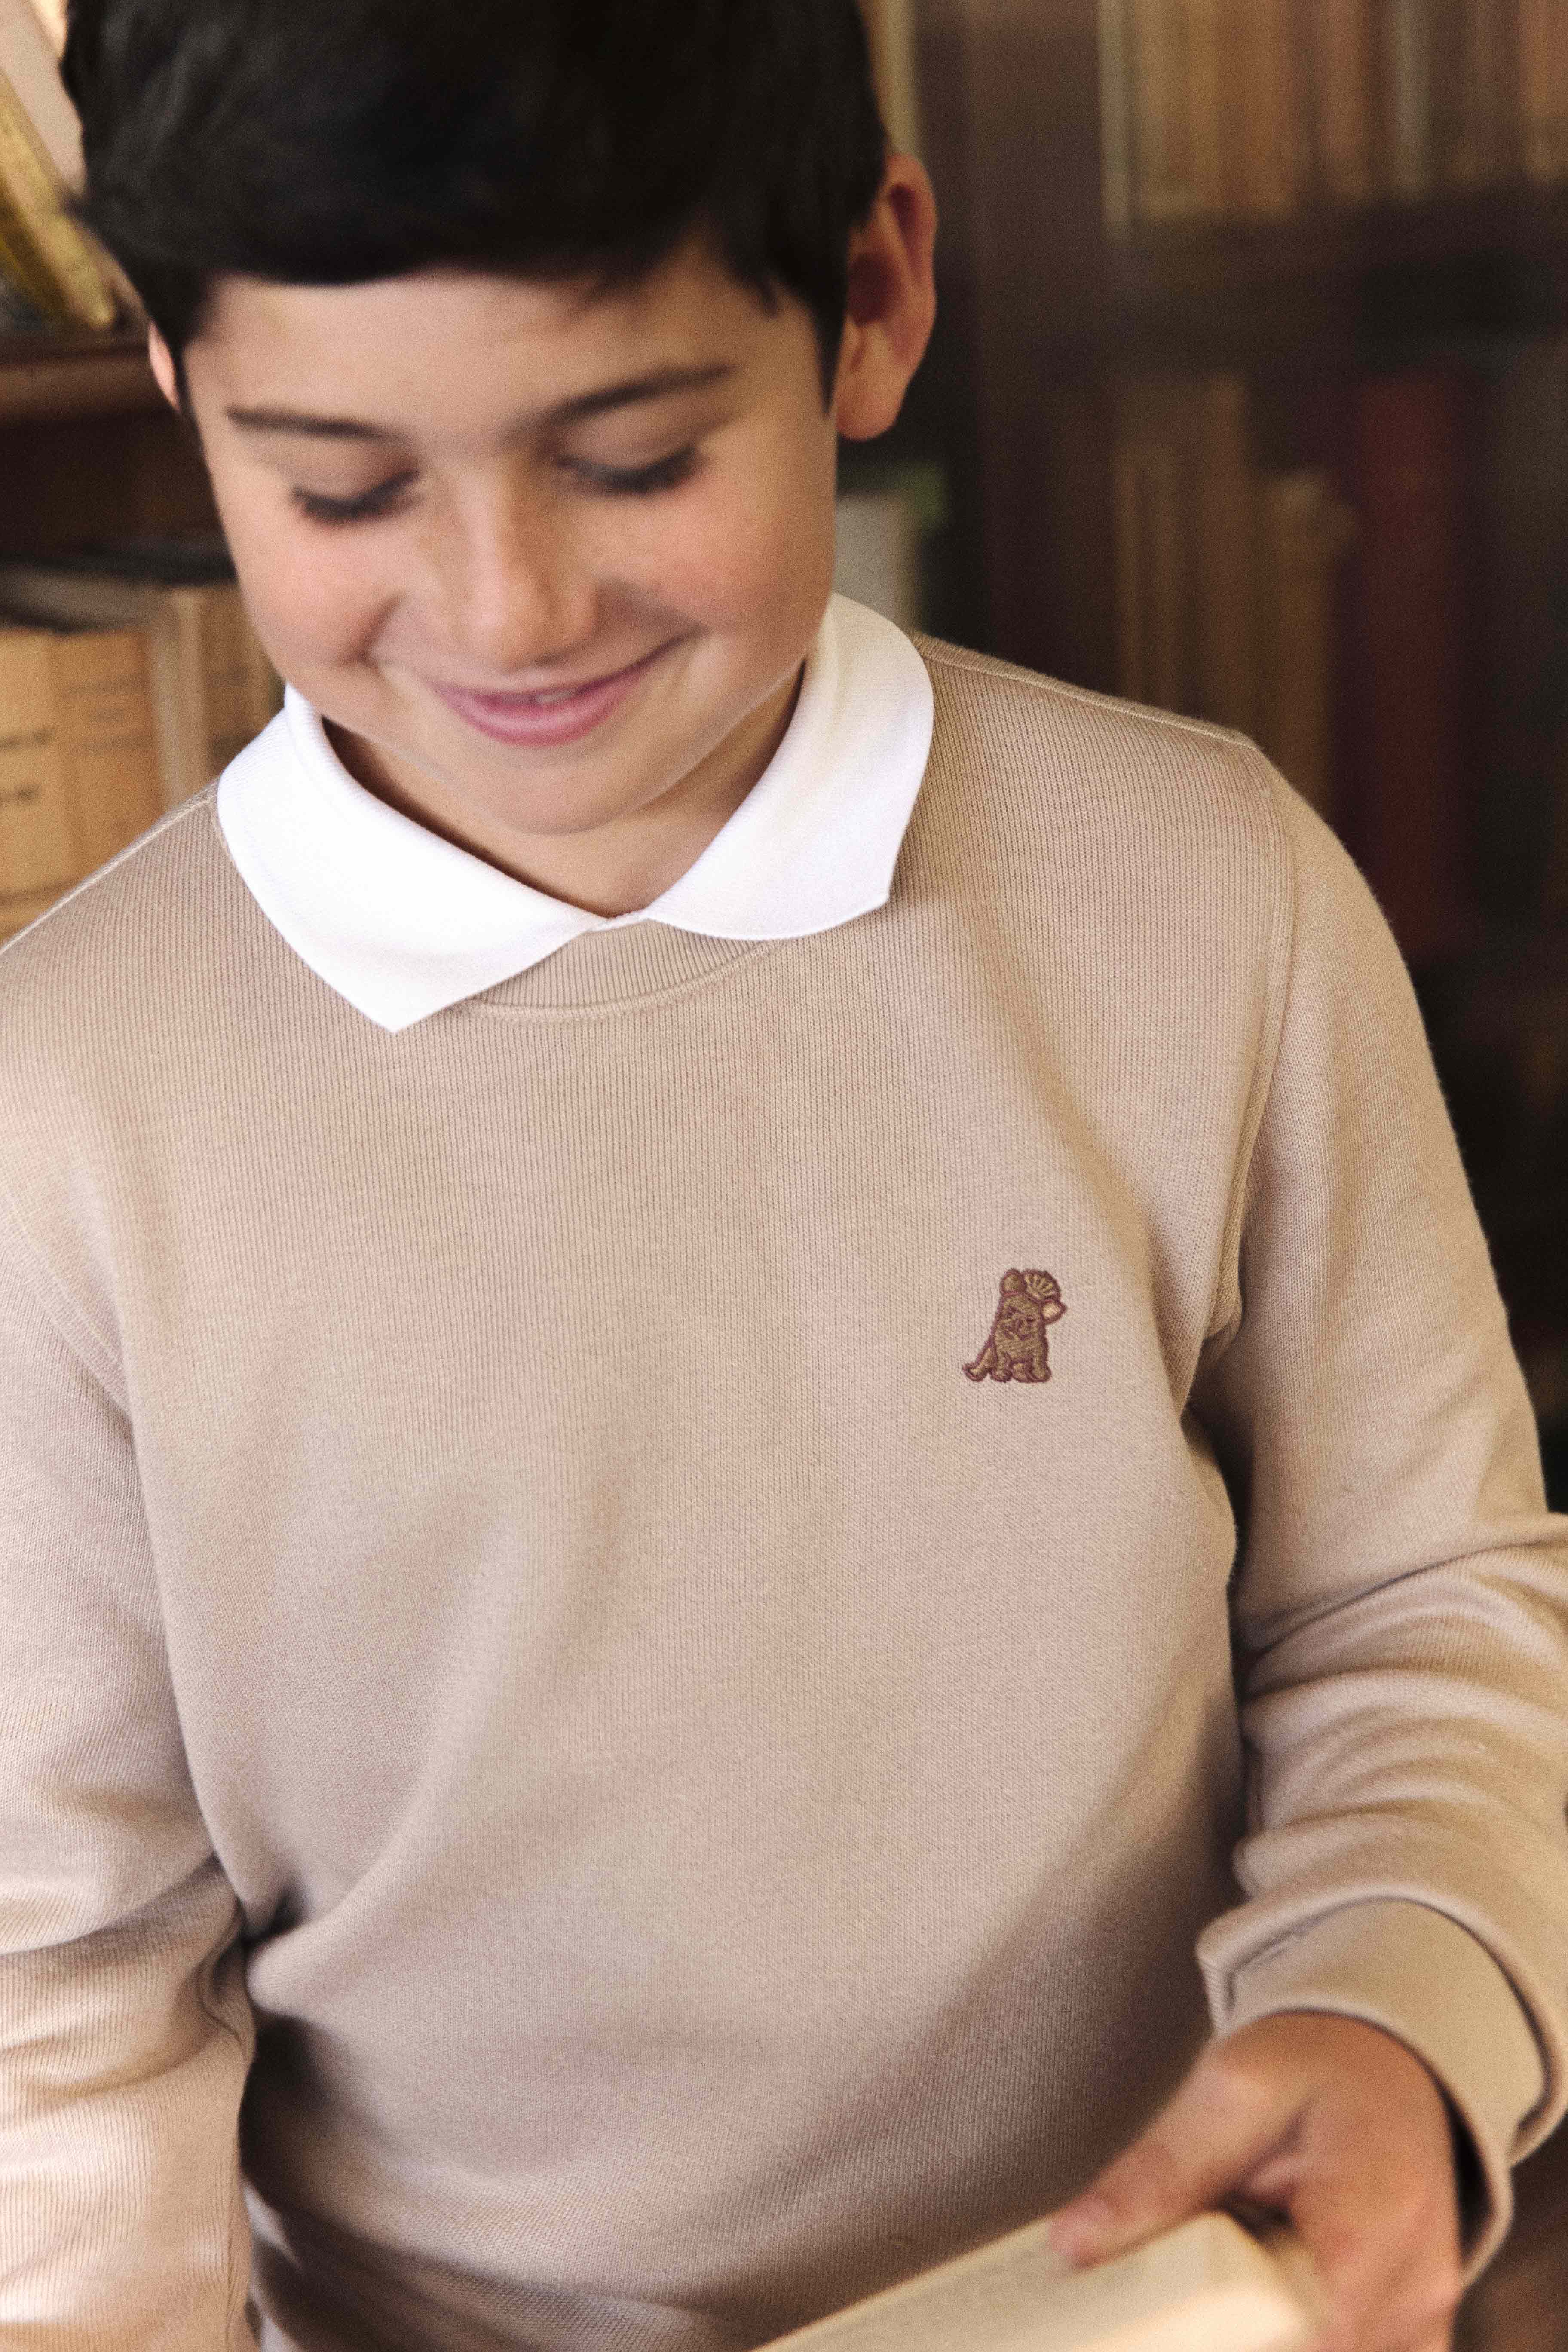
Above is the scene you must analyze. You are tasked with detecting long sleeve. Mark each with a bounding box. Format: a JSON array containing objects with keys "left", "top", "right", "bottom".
[
  {"left": 1189, "top": 772, "right": 1568, "bottom": 2272},
  {"left": 2, "top": 645, "right": 1565, "bottom": 2347},
  {"left": 0, "top": 1203, "right": 257, "bottom": 2347}
]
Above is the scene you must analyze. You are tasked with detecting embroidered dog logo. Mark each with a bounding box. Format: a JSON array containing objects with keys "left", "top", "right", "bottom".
[{"left": 963, "top": 1269, "right": 1066, "bottom": 1383}]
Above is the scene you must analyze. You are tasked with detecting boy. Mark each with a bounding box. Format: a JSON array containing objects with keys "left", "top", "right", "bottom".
[{"left": 3, "top": 3, "right": 1566, "bottom": 2347}]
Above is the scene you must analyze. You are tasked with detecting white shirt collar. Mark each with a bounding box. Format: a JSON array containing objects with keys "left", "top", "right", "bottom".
[{"left": 216, "top": 594, "right": 934, "bottom": 1034}]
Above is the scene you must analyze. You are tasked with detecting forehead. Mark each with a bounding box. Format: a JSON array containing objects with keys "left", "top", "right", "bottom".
[{"left": 185, "top": 243, "right": 802, "bottom": 444}]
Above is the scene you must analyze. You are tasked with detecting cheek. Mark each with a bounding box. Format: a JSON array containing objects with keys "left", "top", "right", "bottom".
[
  {"left": 635, "top": 460, "right": 835, "bottom": 636},
  {"left": 229, "top": 517, "right": 391, "bottom": 676},
  {"left": 197, "top": 453, "right": 396, "bottom": 678}
]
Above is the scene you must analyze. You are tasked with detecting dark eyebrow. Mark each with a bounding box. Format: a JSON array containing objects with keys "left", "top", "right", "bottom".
[{"left": 224, "top": 362, "right": 738, "bottom": 441}]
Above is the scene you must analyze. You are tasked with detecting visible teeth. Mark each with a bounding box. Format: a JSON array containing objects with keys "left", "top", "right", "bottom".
[{"left": 531, "top": 686, "right": 582, "bottom": 705}]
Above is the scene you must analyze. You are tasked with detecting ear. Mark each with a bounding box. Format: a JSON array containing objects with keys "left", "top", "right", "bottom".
[
  {"left": 832, "top": 151, "right": 939, "bottom": 443},
  {"left": 147, "top": 323, "right": 182, "bottom": 411}
]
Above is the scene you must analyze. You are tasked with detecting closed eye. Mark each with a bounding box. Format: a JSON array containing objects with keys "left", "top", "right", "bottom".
[
  {"left": 290, "top": 447, "right": 700, "bottom": 524},
  {"left": 569, "top": 447, "right": 701, "bottom": 497},
  {"left": 291, "top": 473, "right": 417, "bottom": 527}
]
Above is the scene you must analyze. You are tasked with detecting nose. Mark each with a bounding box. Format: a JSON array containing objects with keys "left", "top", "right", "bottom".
[{"left": 429, "top": 471, "right": 599, "bottom": 680}]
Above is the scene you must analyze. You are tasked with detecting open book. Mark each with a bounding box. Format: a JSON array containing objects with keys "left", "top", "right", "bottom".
[{"left": 765, "top": 2212, "right": 1322, "bottom": 2352}]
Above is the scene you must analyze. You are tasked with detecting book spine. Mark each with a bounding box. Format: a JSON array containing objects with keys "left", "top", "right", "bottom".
[
  {"left": 1117, "top": 372, "right": 1264, "bottom": 730},
  {"left": 1309, "top": 0, "right": 1377, "bottom": 201},
  {"left": 1445, "top": 0, "right": 1520, "bottom": 186},
  {"left": 49, "top": 625, "right": 164, "bottom": 873},
  {"left": 162, "top": 587, "right": 213, "bottom": 803},
  {"left": 196, "top": 584, "right": 283, "bottom": 775},
  {"left": 1474, "top": 333, "right": 1568, "bottom": 924},
  {"left": 0, "top": 67, "right": 116, "bottom": 326},
  {"left": 1489, "top": 0, "right": 1525, "bottom": 184},
  {"left": 1387, "top": 0, "right": 1438, "bottom": 197},
  {"left": 121, "top": 609, "right": 190, "bottom": 810},
  {"left": 1112, "top": 443, "right": 1148, "bottom": 700},
  {"left": 1193, "top": 375, "right": 1258, "bottom": 733},
  {"left": 1257, "top": 472, "right": 1357, "bottom": 820},
  {"left": 0, "top": 570, "right": 240, "bottom": 808},
  {"left": 0, "top": 627, "right": 80, "bottom": 910},
  {"left": 1112, "top": 432, "right": 1188, "bottom": 712},
  {"left": 1098, "top": 0, "right": 1136, "bottom": 234},
  {"left": 1234, "top": 0, "right": 1301, "bottom": 217},
  {"left": 1185, "top": 0, "right": 1226, "bottom": 217},
  {"left": 1130, "top": 0, "right": 1203, "bottom": 222},
  {"left": 1426, "top": 0, "right": 1467, "bottom": 184},
  {"left": 237, "top": 619, "right": 285, "bottom": 741},
  {"left": 1519, "top": 0, "right": 1568, "bottom": 183},
  {"left": 1347, "top": 369, "right": 1476, "bottom": 966}
]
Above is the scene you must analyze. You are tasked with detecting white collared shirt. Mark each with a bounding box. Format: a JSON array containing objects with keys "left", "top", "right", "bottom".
[{"left": 216, "top": 594, "right": 934, "bottom": 1034}]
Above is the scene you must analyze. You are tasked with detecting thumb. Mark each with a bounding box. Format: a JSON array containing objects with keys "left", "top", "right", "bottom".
[{"left": 1045, "top": 2049, "right": 1299, "bottom": 2269}]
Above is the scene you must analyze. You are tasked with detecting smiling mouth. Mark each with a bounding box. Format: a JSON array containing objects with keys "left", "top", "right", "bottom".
[
  {"left": 427, "top": 640, "right": 675, "bottom": 745},
  {"left": 436, "top": 643, "right": 670, "bottom": 709}
]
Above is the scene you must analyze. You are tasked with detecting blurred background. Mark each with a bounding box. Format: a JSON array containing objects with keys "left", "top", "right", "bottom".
[
  {"left": 1, "top": 0, "right": 1566, "bottom": 2340},
  {"left": 848, "top": 0, "right": 1568, "bottom": 1534}
]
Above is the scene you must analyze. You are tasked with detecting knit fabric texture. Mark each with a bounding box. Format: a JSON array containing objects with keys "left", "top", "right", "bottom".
[{"left": 2, "top": 636, "right": 1566, "bottom": 2351}]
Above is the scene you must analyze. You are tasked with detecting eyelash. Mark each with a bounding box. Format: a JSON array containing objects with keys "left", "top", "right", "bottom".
[
  {"left": 291, "top": 475, "right": 416, "bottom": 527},
  {"left": 575, "top": 448, "right": 702, "bottom": 498},
  {"left": 290, "top": 447, "right": 701, "bottom": 527}
]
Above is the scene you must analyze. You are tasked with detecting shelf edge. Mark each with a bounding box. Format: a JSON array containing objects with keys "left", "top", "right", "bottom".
[{"left": 0, "top": 336, "right": 162, "bottom": 423}]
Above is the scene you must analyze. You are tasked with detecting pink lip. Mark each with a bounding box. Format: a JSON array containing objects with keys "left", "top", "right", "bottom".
[{"left": 429, "top": 642, "right": 669, "bottom": 747}]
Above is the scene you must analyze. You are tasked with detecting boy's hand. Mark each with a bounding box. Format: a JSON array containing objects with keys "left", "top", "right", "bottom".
[{"left": 1044, "top": 2012, "right": 1463, "bottom": 2352}]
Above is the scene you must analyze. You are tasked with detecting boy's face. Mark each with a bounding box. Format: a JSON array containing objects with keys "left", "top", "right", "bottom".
[{"left": 162, "top": 190, "right": 934, "bottom": 916}]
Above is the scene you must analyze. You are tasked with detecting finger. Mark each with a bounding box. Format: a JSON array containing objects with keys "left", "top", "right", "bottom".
[
  {"left": 1046, "top": 2050, "right": 1300, "bottom": 2265},
  {"left": 1277, "top": 2149, "right": 1460, "bottom": 2352}
]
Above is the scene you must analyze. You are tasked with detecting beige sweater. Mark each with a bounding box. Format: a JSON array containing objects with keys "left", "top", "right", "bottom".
[{"left": 2, "top": 637, "right": 1566, "bottom": 2352}]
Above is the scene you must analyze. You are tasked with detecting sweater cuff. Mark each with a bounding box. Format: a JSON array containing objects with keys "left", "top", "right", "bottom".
[{"left": 1205, "top": 1899, "right": 1544, "bottom": 2276}]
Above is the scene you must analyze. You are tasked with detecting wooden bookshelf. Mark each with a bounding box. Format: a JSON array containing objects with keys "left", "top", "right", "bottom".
[
  {"left": 1097, "top": 182, "right": 1568, "bottom": 364},
  {"left": 920, "top": 0, "right": 1568, "bottom": 661},
  {"left": 0, "top": 328, "right": 162, "bottom": 420},
  {"left": 1107, "top": 181, "right": 1568, "bottom": 310}
]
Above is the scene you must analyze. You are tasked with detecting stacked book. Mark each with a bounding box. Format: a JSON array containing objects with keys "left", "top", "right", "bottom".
[
  {"left": 0, "top": 542, "right": 283, "bottom": 945},
  {"left": 1110, "top": 346, "right": 1568, "bottom": 976},
  {"left": 0, "top": 0, "right": 130, "bottom": 335},
  {"left": 1100, "top": 0, "right": 1568, "bottom": 234},
  {"left": 1112, "top": 373, "right": 1357, "bottom": 830}
]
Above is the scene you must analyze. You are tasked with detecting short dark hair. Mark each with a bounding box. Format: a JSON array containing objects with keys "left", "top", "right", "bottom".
[{"left": 64, "top": 0, "right": 889, "bottom": 404}]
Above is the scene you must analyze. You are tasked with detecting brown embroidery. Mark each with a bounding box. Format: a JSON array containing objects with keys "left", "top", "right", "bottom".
[{"left": 963, "top": 1269, "right": 1066, "bottom": 1383}]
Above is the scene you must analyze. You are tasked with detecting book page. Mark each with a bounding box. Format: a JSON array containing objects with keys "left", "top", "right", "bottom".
[{"left": 764, "top": 2213, "right": 1320, "bottom": 2352}]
